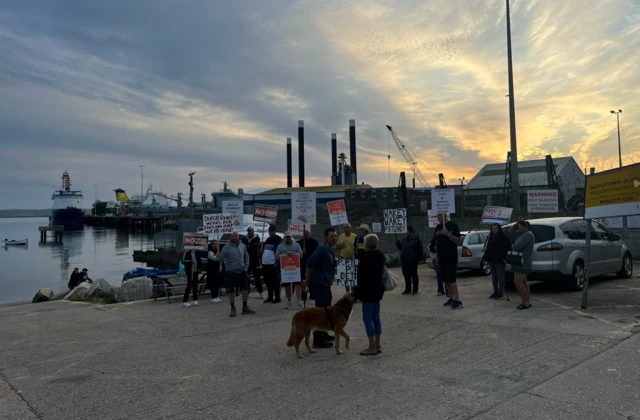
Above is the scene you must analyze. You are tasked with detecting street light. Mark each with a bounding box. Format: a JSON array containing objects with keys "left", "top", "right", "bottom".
[
  {"left": 610, "top": 109, "right": 622, "bottom": 168},
  {"left": 139, "top": 165, "right": 145, "bottom": 198}
]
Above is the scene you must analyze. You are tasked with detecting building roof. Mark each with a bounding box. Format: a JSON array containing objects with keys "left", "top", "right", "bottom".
[
  {"left": 465, "top": 157, "right": 576, "bottom": 190},
  {"left": 257, "top": 184, "right": 372, "bottom": 195}
]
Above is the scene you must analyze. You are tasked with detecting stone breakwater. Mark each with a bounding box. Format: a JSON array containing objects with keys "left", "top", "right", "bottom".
[{"left": 32, "top": 277, "right": 154, "bottom": 305}]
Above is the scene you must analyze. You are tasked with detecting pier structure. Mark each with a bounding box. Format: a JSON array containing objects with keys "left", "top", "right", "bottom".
[
  {"left": 39, "top": 225, "right": 63, "bottom": 242},
  {"left": 84, "top": 215, "right": 165, "bottom": 231}
]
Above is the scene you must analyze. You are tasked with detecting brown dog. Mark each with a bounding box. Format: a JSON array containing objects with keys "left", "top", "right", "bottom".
[{"left": 286, "top": 292, "right": 356, "bottom": 358}]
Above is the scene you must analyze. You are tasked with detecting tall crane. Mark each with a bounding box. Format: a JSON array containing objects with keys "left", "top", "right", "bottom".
[{"left": 385, "top": 125, "right": 431, "bottom": 188}]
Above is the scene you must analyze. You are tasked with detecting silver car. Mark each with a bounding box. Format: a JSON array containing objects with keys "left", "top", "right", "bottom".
[
  {"left": 503, "top": 217, "right": 633, "bottom": 290},
  {"left": 426, "top": 230, "right": 491, "bottom": 275}
]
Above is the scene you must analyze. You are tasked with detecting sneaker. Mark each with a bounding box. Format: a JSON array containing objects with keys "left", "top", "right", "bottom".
[
  {"left": 443, "top": 299, "right": 453, "bottom": 307},
  {"left": 259, "top": 293, "right": 264, "bottom": 299},
  {"left": 211, "top": 297, "right": 222, "bottom": 303},
  {"left": 411, "top": 290, "right": 419, "bottom": 295},
  {"left": 437, "top": 292, "right": 446, "bottom": 296},
  {"left": 230, "top": 307, "right": 237, "bottom": 317},
  {"left": 181, "top": 302, "right": 191, "bottom": 308},
  {"left": 193, "top": 300, "right": 199, "bottom": 306},
  {"left": 297, "top": 301, "right": 304, "bottom": 310},
  {"left": 241, "top": 306, "right": 255, "bottom": 315},
  {"left": 285, "top": 301, "right": 292, "bottom": 310},
  {"left": 273, "top": 298, "right": 282, "bottom": 304},
  {"left": 401, "top": 290, "right": 411, "bottom": 295},
  {"left": 263, "top": 298, "right": 273, "bottom": 303},
  {"left": 451, "top": 300, "right": 463, "bottom": 310}
]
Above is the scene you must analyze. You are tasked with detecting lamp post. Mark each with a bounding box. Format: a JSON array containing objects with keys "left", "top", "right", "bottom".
[
  {"left": 459, "top": 177, "right": 467, "bottom": 218},
  {"left": 610, "top": 109, "right": 622, "bottom": 168},
  {"left": 139, "top": 165, "right": 145, "bottom": 198}
]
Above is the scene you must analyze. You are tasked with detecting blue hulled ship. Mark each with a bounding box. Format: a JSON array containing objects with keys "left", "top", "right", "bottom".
[{"left": 50, "top": 170, "right": 84, "bottom": 231}]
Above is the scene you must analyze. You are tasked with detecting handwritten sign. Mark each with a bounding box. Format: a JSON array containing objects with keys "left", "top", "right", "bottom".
[
  {"left": 527, "top": 190, "right": 559, "bottom": 213},
  {"left": 336, "top": 258, "right": 358, "bottom": 287},
  {"left": 431, "top": 188, "right": 456, "bottom": 214},
  {"left": 183, "top": 233, "right": 208, "bottom": 251},
  {"left": 384, "top": 208, "right": 407, "bottom": 234},
  {"left": 203, "top": 214, "right": 234, "bottom": 235},
  {"left": 291, "top": 192, "right": 316, "bottom": 225},
  {"left": 280, "top": 254, "right": 301, "bottom": 284},
  {"left": 222, "top": 200, "right": 243, "bottom": 229},
  {"left": 481, "top": 206, "right": 513, "bottom": 225},
  {"left": 327, "top": 199, "right": 348, "bottom": 226},
  {"left": 253, "top": 204, "right": 278, "bottom": 224}
]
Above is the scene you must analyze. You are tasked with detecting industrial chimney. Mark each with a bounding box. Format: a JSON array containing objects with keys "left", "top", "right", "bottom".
[
  {"left": 298, "top": 120, "right": 305, "bottom": 187},
  {"left": 331, "top": 133, "right": 337, "bottom": 186},
  {"left": 286, "top": 138, "right": 292, "bottom": 188},
  {"left": 349, "top": 119, "right": 357, "bottom": 185}
]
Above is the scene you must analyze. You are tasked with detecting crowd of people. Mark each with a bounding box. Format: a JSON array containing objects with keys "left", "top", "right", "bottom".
[{"left": 172, "top": 215, "right": 536, "bottom": 355}]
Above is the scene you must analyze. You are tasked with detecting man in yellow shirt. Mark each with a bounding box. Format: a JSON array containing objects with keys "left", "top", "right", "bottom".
[{"left": 336, "top": 223, "right": 357, "bottom": 292}]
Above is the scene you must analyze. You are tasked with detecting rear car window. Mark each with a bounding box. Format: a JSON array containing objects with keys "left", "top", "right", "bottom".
[{"left": 529, "top": 225, "right": 555, "bottom": 243}]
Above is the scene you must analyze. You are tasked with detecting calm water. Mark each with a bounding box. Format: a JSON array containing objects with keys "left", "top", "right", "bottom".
[{"left": 0, "top": 217, "right": 157, "bottom": 305}]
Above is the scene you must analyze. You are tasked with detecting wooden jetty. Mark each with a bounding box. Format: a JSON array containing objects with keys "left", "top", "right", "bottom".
[
  {"left": 39, "top": 225, "right": 64, "bottom": 242},
  {"left": 84, "top": 215, "right": 165, "bottom": 231}
]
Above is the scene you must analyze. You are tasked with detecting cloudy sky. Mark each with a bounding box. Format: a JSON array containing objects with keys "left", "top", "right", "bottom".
[{"left": 1, "top": 0, "right": 639, "bottom": 209}]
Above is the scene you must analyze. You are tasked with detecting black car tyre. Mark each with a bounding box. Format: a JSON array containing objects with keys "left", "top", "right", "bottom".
[
  {"left": 565, "top": 260, "right": 585, "bottom": 291},
  {"left": 617, "top": 253, "right": 633, "bottom": 279}
]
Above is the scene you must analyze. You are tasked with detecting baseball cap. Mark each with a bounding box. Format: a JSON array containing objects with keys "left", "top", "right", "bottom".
[{"left": 284, "top": 231, "right": 292, "bottom": 237}]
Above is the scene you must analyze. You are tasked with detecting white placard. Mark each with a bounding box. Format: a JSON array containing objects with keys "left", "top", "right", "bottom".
[
  {"left": 384, "top": 208, "right": 407, "bottom": 234},
  {"left": 527, "top": 189, "right": 559, "bottom": 213},
  {"left": 287, "top": 219, "right": 308, "bottom": 237},
  {"left": 327, "top": 199, "right": 348, "bottom": 226},
  {"left": 431, "top": 189, "right": 456, "bottom": 214},
  {"left": 336, "top": 258, "right": 358, "bottom": 287},
  {"left": 626, "top": 215, "right": 640, "bottom": 229},
  {"left": 481, "top": 206, "right": 513, "bottom": 225},
  {"left": 203, "top": 214, "right": 234, "bottom": 235},
  {"left": 291, "top": 192, "right": 316, "bottom": 225},
  {"left": 427, "top": 210, "right": 440, "bottom": 227},
  {"left": 222, "top": 200, "right": 243, "bottom": 229},
  {"left": 372, "top": 222, "right": 382, "bottom": 233}
]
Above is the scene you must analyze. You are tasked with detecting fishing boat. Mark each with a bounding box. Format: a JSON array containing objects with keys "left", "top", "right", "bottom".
[{"left": 3, "top": 239, "right": 28, "bottom": 246}]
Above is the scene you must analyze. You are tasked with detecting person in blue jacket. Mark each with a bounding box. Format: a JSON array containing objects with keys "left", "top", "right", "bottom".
[{"left": 303, "top": 227, "right": 338, "bottom": 348}]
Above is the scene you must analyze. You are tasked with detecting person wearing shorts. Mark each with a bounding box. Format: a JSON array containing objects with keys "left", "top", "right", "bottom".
[
  {"left": 434, "top": 214, "right": 463, "bottom": 310},
  {"left": 219, "top": 231, "right": 256, "bottom": 317}
]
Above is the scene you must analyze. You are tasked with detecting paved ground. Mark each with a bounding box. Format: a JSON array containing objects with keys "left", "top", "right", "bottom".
[{"left": 1, "top": 266, "right": 639, "bottom": 420}]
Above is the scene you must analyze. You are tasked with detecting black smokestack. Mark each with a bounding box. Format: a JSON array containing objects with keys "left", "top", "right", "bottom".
[
  {"left": 331, "top": 133, "right": 337, "bottom": 185},
  {"left": 298, "top": 120, "right": 305, "bottom": 187},
  {"left": 286, "top": 138, "right": 292, "bottom": 188},
  {"left": 349, "top": 119, "right": 356, "bottom": 184}
]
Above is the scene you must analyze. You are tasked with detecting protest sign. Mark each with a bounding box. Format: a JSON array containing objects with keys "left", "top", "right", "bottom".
[
  {"left": 384, "top": 208, "right": 407, "bottom": 234},
  {"left": 481, "top": 206, "right": 513, "bottom": 225},
  {"left": 291, "top": 192, "right": 316, "bottom": 225},
  {"left": 372, "top": 222, "right": 382, "bottom": 233},
  {"left": 287, "top": 219, "right": 308, "bottom": 237},
  {"left": 280, "top": 254, "right": 301, "bottom": 284},
  {"left": 253, "top": 204, "right": 278, "bottom": 224},
  {"left": 431, "top": 188, "right": 456, "bottom": 214},
  {"left": 222, "top": 200, "right": 243, "bottom": 229},
  {"left": 203, "top": 214, "right": 234, "bottom": 235},
  {"left": 183, "top": 233, "right": 208, "bottom": 251},
  {"left": 527, "top": 190, "right": 559, "bottom": 213},
  {"left": 336, "top": 258, "right": 358, "bottom": 287},
  {"left": 327, "top": 199, "right": 348, "bottom": 226}
]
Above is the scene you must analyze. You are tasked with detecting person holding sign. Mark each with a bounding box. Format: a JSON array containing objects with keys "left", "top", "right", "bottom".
[
  {"left": 434, "top": 214, "right": 463, "bottom": 310},
  {"left": 260, "top": 226, "right": 283, "bottom": 303},
  {"left": 242, "top": 226, "right": 264, "bottom": 299},
  {"left": 181, "top": 248, "right": 202, "bottom": 308},
  {"left": 219, "top": 231, "right": 255, "bottom": 317},
  {"left": 483, "top": 224, "right": 511, "bottom": 300},
  {"left": 276, "top": 232, "right": 304, "bottom": 310},
  {"left": 297, "top": 228, "right": 319, "bottom": 303},
  {"left": 336, "top": 223, "right": 357, "bottom": 293}
]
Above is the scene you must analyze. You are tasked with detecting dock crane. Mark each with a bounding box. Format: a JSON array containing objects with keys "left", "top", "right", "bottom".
[{"left": 385, "top": 125, "right": 431, "bottom": 188}]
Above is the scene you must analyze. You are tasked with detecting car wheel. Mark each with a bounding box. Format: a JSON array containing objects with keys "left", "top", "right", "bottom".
[
  {"left": 617, "top": 253, "right": 633, "bottom": 279},
  {"left": 566, "top": 260, "right": 585, "bottom": 291},
  {"left": 480, "top": 258, "right": 491, "bottom": 276}
]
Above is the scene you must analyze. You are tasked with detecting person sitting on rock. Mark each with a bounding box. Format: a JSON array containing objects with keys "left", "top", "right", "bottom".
[
  {"left": 81, "top": 268, "right": 93, "bottom": 284},
  {"left": 68, "top": 268, "right": 83, "bottom": 290}
]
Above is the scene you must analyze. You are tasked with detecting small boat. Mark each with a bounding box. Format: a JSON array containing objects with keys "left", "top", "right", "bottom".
[{"left": 3, "top": 239, "right": 28, "bottom": 246}]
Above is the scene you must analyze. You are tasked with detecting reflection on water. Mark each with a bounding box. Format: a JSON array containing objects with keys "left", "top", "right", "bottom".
[{"left": 0, "top": 217, "right": 158, "bottom": 305}]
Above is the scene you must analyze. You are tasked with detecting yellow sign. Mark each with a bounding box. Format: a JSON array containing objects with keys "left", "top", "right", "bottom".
[{"left": 585, "top": 163, "right": 640, "bottom": 219}]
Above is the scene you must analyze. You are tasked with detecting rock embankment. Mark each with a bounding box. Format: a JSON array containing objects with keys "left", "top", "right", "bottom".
[{"left": 32, "top": 277, "right": 154, "bottom": 304}]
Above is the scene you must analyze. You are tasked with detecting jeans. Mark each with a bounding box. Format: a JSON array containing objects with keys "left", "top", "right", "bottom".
[
  {"left": 248, "top": 261, "right": 263, "bottom": 294},
  {"left": 361, "top": 301, "right": 382, "bottom": 337},
  {"left": 262, "top": 264, "right": 278, "bottom": 300},
  {"left": 490, "top": 262, "right": 506, "bottom": 295},
  {"left": 401, "top": 262, "right": 419, "bottom": 292},
  {"left": 207, "top": 262, "right": 224, "bottom": 298},
  {"left": 182, "top": 270, "right": 199, "bottom": 303}
]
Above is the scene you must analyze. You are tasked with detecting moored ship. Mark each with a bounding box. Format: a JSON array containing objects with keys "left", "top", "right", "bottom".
[{"left": 51, "top": 170, "right": 84, "bottom": 230}]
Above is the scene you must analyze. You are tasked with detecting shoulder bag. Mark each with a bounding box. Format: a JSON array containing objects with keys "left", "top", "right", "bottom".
[
  {"left": 506, "top": 251, "right": 523, "bottom": 266},
  {"left": 382, "top": 266, "right": 396, "bottom": 291}
]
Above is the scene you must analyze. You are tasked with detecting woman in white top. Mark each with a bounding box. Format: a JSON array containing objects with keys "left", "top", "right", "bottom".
[{"left": 207, "top": 241, "right": 224, "bottom": 303}]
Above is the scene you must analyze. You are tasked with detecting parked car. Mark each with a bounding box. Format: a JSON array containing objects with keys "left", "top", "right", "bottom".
[
  {"left": 426, "top": 230, "right": 491, "bottom": 275},
  {"left": 503, "top": 217, "right": 633, "bottom": 290}
]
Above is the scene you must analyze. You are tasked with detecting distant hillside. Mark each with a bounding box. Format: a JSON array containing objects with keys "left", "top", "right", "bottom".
[{"left": 0, "top": 209, "right": 52, "bottom": 218}]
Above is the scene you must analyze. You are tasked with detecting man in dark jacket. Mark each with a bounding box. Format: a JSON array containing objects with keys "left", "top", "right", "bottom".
[
  {"left": 242, "top": 226, "right": 264, "bottom": 299},
  {"left": 297, "top": 228, "right": 319, "bottom": 303},
  {"left": 396, "top": 226, "right": 424, "bottom": 295},
  {"left": 68, "top": 267, "right": 83, "bottom": 290}
]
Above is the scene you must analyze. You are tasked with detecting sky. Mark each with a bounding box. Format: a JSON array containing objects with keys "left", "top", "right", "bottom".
[{"left": 1, "top": 0, "right": 639, "bottom": 209}]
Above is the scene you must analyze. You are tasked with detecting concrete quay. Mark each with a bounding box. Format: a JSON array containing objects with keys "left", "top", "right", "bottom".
[{"left": 1, "top": 266, "right": 639, "bottom": 420}]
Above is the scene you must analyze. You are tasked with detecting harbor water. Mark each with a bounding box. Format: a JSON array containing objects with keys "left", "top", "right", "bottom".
[{"left": 0, "top": 217, "right": 158, "bottom": 305}]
